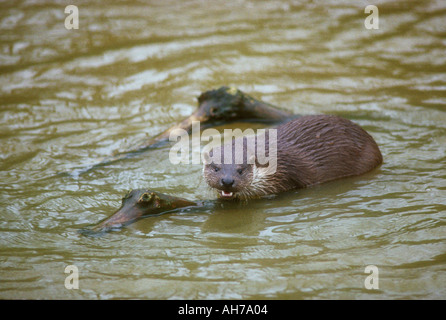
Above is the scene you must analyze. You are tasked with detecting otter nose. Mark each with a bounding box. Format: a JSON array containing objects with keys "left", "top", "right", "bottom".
[{"left": 220, "top": 177, "right": 234, "bottom": 188}]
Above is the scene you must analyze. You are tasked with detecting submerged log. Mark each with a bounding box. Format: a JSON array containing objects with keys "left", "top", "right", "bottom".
[
  {"left": 68, "top": 86, "right": 296, "bottom": 176},
  {"left": 79, "top": 189, "right": 200, "bottom": 236}
]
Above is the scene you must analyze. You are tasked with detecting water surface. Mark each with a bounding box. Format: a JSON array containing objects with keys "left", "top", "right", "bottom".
[{"left": 0, "top": 0, "right": 445, "bottom": 299}]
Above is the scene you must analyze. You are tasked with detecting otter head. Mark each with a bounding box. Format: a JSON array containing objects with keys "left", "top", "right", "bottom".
[
  {"left": 202, "top": 138, "right": 274, "bottom": 200},
  {"left": 203, "top": 137, "right": 257, "bottom": 200},
  {"left": 203, "top": 157, "right": 255, "bottom": 201},
  {"left": 203, "top": 133, "right": 277, "bottom": 200}
]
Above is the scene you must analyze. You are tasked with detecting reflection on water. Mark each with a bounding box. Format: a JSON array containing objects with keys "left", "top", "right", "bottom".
[{"left": 0, "top": 0, "right": 445, "bottom": 299}]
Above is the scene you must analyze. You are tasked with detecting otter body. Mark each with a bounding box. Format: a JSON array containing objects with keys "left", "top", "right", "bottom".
[{"left": 203, "top": 115, "right": 382, "bottom": 200}]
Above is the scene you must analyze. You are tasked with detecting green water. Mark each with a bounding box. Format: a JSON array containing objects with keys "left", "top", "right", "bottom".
[{"left": 0, "top": 0, "right": 445, "bottom": 299}]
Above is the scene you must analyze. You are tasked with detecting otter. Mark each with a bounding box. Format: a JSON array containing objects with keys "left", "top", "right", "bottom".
[{"left": 203, "top": 115, "right": 382, "bottom": 200}]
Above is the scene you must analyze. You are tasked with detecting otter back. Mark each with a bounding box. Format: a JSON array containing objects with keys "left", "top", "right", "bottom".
[{"left": 274, "top": 115, "right": 382, "bottom": 188}]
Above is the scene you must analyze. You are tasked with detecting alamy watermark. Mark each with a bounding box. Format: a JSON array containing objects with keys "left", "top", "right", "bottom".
[
  {"left": 64, "top": 5, "right": 79, "bottom": 30},
  {"left": 168, "top": 121, "right": 278, "bottom": 174},
  {"left": 63, "top": 264, "right": 380, "bottom": 291},
  {"left": 64, "top": 265, "right": 79, "bottom": 289},
  {"left": 64, "top": 5, "right": 379, "bottom": 31},
  {"left": 364, "top": 5, "right": 379, "bottom": 30},
  {"left": 364, "top": 265, "right": 379, "bottom": 290}
]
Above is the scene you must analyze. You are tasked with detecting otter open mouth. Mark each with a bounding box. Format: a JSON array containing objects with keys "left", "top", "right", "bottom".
[{"left": 220, "top": 190, "right": 234, "bottom": 199}]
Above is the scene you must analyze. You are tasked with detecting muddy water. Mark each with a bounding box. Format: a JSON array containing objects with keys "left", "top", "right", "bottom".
[{"left": 0, "top": 0, "right": 445, "bottom": 299}]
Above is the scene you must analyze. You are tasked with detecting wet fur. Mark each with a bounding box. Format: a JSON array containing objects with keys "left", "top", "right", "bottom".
[{"left": 203, "top": 115, "right": 382, "bottom": 200}]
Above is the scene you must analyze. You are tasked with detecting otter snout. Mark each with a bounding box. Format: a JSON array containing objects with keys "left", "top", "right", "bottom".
[{"left": 220, "top": 177, "right": 235, "bottom": 188}]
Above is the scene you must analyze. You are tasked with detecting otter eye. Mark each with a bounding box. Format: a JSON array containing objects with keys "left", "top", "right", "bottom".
[
  {"left": 213, "top": 166, "right": 220, "bottom": 172},
  {"left": 237, "top": 168, "right": 243, "bottom": 175}
]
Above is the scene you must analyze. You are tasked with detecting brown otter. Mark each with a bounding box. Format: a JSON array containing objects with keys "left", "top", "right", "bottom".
[{"left": 203, "top": 115, "right": 382, "bottom": 200}]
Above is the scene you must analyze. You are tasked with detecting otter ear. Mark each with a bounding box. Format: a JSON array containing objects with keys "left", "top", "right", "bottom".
[
  {"left": 203, "top": 151, "right": 211, "bottom": 165},
  {"left": 248, "top": 155, "right": 256, "bottom": 165}
]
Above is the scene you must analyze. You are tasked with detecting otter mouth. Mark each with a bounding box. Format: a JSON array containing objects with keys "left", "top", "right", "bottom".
[{"left": 220, "top": 190, "right": 234, "bottom": 199}]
